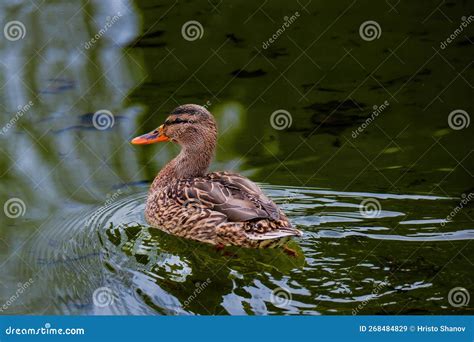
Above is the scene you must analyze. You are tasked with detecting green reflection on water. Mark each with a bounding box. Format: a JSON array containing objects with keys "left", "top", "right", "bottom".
[{"left": 0, "top": 0, "right": 472, "bottom": 315}]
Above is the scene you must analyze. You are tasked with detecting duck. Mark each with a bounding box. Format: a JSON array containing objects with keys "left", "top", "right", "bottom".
[{"left": 131, "top": 104, "right": 302, "bottom": 250}]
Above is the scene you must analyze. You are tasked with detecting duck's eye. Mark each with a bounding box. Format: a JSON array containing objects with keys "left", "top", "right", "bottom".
[{"left": 164, "top": 118, "right": 194, "bottom": 126}]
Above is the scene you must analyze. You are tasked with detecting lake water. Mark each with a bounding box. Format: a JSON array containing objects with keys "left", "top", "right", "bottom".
[{"left": 0, "top": 0, "right": 472, "bottom": 315}]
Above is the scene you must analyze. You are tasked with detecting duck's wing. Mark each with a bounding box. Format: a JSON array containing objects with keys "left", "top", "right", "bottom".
[{"left": 181, "top": 172, "right": 286, "bottom": 224}]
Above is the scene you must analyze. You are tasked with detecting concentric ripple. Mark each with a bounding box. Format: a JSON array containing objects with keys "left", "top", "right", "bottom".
[{"left": 14, "top": 185, "right": 473, "bottom": 315}]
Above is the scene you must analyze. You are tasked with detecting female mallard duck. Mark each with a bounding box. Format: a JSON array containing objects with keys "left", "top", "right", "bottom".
[{"left": 131, "top": 104, "right": 302, "bottom": 249}]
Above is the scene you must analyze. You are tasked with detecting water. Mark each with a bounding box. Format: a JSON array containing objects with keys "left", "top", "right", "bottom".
[{"left": 0, "top": 0, "right": 473, "bottom": 315}]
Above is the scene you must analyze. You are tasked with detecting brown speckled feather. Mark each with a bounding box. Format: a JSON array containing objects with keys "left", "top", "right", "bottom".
[
  {"left": 145, "top": 171, "right": 302, "bottom": 248},
  {"left": 135, "top": 104, "right": 302, "bottom": 248}
]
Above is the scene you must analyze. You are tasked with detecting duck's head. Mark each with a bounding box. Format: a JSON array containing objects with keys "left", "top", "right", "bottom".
[{"left": 131, "top": 104, "right": 217, "bottom": 150}]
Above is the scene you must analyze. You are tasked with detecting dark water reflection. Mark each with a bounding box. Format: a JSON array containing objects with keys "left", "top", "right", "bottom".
[{"left": 0, "top": 0, "right": 473, "bottom": 315}]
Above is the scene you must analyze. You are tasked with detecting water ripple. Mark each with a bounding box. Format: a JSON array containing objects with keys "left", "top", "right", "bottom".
[{"left": 13, "top": 185, "right": 472, "bottom": 315}]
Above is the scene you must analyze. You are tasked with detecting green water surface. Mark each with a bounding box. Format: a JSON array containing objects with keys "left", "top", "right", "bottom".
[{"left": 0, "top": 0, "right": 473, "bottom": 315}]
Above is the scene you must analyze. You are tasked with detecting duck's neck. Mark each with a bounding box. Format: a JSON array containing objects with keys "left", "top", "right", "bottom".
[{"left": 150, "top": 143, "right": 215, "bottom": 191}]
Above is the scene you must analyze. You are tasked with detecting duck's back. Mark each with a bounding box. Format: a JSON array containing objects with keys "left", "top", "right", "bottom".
[{"left": 145, "top": 171, "right": 302, "bottom": 247}]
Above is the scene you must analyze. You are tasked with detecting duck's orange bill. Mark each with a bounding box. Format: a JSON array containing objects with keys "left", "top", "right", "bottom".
[{"left": 131, "top": 125, "right": 170, "bottom": 145}]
